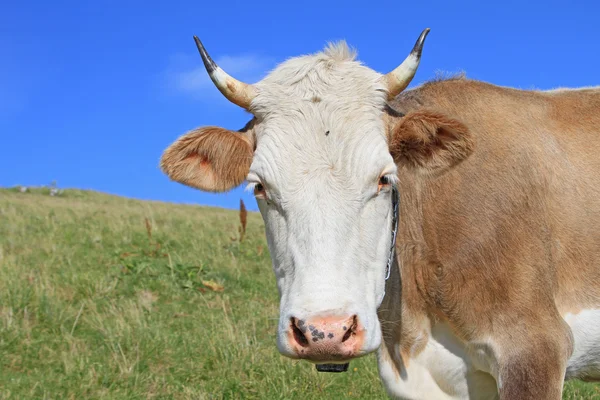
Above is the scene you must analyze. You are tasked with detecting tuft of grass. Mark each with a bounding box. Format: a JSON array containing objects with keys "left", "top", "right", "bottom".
[{"left": 0, "top": 188, "right": 598, "bottom": 399}]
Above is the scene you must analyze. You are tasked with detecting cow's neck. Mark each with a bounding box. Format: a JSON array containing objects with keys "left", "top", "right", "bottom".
[{"left": 378, "top": 173, "right": 435, "bottom": 365}]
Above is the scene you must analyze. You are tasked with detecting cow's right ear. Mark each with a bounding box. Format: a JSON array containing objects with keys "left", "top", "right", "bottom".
[{"left": 160, "top": 126, "right": 253, "bottom": 193}]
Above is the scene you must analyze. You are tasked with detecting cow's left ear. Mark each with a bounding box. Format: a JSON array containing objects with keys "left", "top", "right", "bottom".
[{"left": 389, "top": 110, "right": 474, "bottom": 174}]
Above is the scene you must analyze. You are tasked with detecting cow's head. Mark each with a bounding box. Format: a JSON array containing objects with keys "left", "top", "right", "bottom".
[{"left": 161, "top": 30, "right": 472, "bottom": 368}]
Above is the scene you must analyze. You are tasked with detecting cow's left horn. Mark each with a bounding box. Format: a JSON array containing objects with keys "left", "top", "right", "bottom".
[
  {"left": 193, "top": 36, "right": 257, "bottom": 110},
  {"left": 383, "top": 28, "right": 430, "bottom": 99}
]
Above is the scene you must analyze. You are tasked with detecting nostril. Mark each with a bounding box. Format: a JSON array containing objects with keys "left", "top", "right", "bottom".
[
  {"left": 290, "top": 317, "right": 309, "bottom": 347},
  {"left": 341, "top": 315, "right": 358, "bottom": 343}
]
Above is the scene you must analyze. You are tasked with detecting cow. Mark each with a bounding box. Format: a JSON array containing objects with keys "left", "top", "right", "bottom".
[{"left": 160, "top": 29, "right": 600, "bottom": 399}]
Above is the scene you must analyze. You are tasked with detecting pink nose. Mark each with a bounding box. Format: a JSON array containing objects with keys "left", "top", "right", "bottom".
[{"left": 287, "top": 315, "right": 364, "bottom": 361}]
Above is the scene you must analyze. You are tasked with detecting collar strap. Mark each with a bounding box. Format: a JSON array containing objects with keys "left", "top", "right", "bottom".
[
  {"left": 378, "top": 186, "right": 399, "bottom": 308},
  {"left": 385, "top": 186, "right": 400, "bottom": 281}
]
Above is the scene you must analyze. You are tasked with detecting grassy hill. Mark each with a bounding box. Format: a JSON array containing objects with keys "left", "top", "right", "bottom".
[{"left": 0, "top": 188, "right": 598, "bottom": 399}]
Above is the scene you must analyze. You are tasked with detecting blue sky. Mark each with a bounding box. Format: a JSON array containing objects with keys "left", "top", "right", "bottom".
[{"left": 1, "top": 0, "right": 598, "bottom": 211}]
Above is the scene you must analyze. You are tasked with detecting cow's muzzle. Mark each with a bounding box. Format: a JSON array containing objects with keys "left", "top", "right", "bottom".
[{"left": 286, "top": 314, "right": 365, "bottom": 363}]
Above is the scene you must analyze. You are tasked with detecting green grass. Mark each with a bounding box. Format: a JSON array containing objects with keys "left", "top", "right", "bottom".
[{"left": 0, "top": 188, "right": 598, "bottom": 399}]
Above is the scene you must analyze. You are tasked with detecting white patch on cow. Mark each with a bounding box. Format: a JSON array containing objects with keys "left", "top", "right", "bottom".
[
  {"left": 563, "top": 309, "right": 600, "bottom": 381},
  {"left": 378, "top": 323, "right": 498, "bottom": 400},
  {"left": 246, "top": 42, "right": 396, "bottom": 358}
]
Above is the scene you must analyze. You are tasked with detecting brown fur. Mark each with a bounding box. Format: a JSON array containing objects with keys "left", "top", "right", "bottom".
[
  {"left": 389, "top": 110, "right": 474, "bottom": 174},
  {"left": 379, "top": 78, "right": 600, "bottom": 398},
  {"left": 160, "top": 123, "right": 254, "bottom": 193}
]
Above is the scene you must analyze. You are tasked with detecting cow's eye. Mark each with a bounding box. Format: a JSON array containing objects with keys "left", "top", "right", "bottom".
[
  {"left": 253, "top": 183, "right": 266, "bottom": 198},
  {"left": 378, "top": 175, "right": 392, "bottom": 193}
]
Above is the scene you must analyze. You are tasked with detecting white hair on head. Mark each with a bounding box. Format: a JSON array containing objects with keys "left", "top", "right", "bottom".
[
  {"left": 322, "top": 40, "right": 357, "bottom": 63},
  {"left": 254, "top": 40, "right": 384, "bottom": 110}
]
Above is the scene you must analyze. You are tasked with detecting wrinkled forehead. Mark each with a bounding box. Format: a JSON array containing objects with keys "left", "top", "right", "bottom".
[{"left": 247, "top": 44, "right": 393, "bottom": 185}]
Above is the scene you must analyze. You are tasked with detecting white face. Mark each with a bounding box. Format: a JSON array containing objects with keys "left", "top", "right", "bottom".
[{"left": 245, "top": 45, "right": 398, "bottom": 362}]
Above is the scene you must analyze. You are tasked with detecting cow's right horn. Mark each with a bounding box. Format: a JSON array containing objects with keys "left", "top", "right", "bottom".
[
  {"left": 193, "top": 36, "right": 257, "bottom": 110},
  {"left": 383, "top": 28, "right": 430, "bottom": 99}
]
